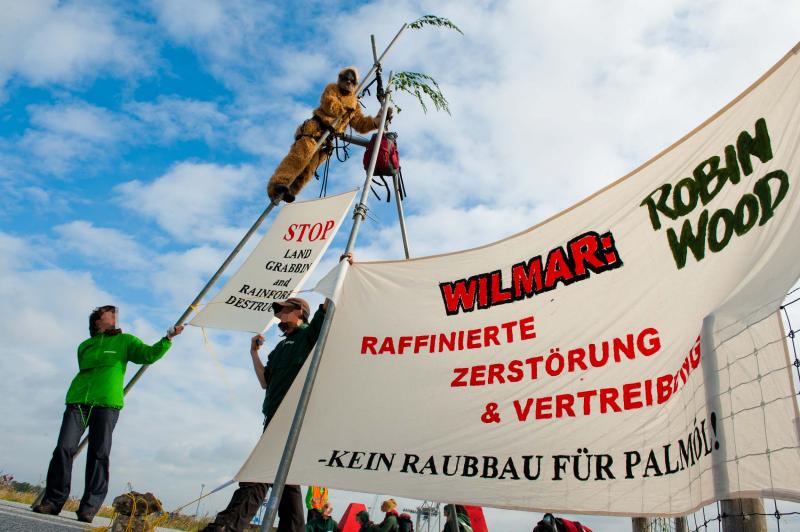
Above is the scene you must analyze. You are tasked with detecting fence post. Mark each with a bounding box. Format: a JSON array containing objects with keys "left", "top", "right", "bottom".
[
  {"left": 720, "top": 499, "right": 767, "bottom": 532},
  {"left": 631, "top": 517, "right": 648, "bottom": 532},
  {"left": 674, "top": 516, "right": 689, "bottom": 532}
]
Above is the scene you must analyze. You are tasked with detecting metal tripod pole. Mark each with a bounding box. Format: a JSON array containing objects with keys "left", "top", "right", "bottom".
[
  {"left": 32, "top": 201, "right": 279, "bottom": 508},
  {"left": 369, "top": 31, "right": 410, "bottom": 261},
  {"left": 259, "top": 93, "right": 394, "bottom": 532},
  {"left": 393, "top": 174, "right": 411, "bottom": 259}
]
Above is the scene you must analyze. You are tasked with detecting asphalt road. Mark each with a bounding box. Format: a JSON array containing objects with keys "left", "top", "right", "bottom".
[{"left": 0, "top": 500, "right": 109, "bottom": 532}]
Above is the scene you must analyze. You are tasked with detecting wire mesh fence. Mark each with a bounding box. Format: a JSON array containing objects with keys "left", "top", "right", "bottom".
[{"left": 641, "top": 287, "right": 800, "bottom": 532}]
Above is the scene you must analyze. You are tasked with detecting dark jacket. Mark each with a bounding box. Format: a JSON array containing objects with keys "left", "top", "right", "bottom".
[
  {"left": 377, "top": 511, "right": 399, "bottom": 532},
  {"left": 306, "top": 516, "right": 339, "bottom": 532},
  {"left": 262, "top": 305, "right": 326, "bottom": 425}
]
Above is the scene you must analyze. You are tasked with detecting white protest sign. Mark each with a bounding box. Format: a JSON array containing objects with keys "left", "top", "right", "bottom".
[
  {"left": 236, "top": 46, "right": 800, "bottom": 515},
  {"left": 190, "top": 190, "right": 357, "bottom": 333}
]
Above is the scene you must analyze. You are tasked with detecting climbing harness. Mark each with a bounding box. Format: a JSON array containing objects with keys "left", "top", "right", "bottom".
[{"left": 316, "top": 127, "right": 352, "bottom": 198}]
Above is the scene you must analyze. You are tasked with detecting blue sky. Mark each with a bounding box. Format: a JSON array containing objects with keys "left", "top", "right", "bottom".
[{"left": 1, "top": 1, "right": 799, "bottom": 530}]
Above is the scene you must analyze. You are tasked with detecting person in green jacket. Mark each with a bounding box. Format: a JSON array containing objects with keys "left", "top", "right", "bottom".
[{"left": 32, "top": 305, "right": 183, "bottom": 523}]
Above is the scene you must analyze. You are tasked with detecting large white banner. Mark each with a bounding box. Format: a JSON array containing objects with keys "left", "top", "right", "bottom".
[
  {"left": 236, "top": 46, "right": 800, "bottom": 515},
  {"left": 190, "top": 190, "right": 356, "bottom": 333}
]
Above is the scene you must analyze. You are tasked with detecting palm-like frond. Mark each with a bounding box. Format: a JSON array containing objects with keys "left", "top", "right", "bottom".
[
  {"left": 389, "top": 71, "right": 450, "bottom": 115},
  {"left": 408, "top": 15, "right": 463, "bottom": 35}
]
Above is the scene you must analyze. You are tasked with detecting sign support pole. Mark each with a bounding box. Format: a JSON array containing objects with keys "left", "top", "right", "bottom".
[{"left": 259, "top": 88, "right": 394, "bottom": 532}]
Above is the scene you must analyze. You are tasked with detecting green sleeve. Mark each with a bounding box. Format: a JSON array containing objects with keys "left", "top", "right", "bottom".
[
  {"left": 306, "top": 487, "right": 313, "bottom": 509},
  {"left": 126, "top": 335, "right": 172, "bottom": 365}
]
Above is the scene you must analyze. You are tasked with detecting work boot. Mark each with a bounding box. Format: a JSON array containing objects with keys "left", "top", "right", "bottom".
[
  {"left": 76, "top": 511, "right": 94, "bottom": 523},
  {"left": 32, "top": 501, "right": 59, "bottom": 515}
]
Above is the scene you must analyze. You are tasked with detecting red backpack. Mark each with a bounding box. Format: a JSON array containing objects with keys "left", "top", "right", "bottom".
[{"left": 363, "top": 132, "right": 401, "bottom": 177}]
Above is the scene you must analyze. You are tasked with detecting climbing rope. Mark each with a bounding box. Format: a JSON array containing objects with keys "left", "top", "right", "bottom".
[{"left": 317, "top": 127, "right": 352, "bottom": 198}]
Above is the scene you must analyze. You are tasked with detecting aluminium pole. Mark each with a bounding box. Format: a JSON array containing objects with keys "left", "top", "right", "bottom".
[
  {"left": 32, "top": 201, "right": 278, "bottom": 508},
  {"left": 392, "top": 174, "right": 411, "bottom": 258},
  {"left": 259, "top": 93, "right": 394, "bottom": 532},
  {"left": 371, "top": 32, "right": 410, "bottom": 260}
]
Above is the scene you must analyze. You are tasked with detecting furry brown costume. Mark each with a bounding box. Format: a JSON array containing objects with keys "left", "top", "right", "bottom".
[{"left": 267, "top": 67, "right": 383, "bottom": 203}]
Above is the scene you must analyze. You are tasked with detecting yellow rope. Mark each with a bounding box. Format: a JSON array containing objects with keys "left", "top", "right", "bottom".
[
  {"left": 91, "top": 492, "right": 167, "bottom": 532},
  {"left": 200, "top": 326, "right": 235, "bottom": 394}
]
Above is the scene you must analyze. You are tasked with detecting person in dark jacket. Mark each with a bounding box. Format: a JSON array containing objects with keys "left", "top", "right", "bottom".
[
  {"left": 356, "top": 510, "right": 378, "bottom": 532},
  {"left": 305, "top": 503, "right": 339, "bottom": 532},
  {"left": 33, "top": 305, "right": 183, "bottom": 523},
  {"left": 377, "top": 499, "right": 399, "bottom": 532},
  {"left": 201, "top": 297, "right": 327, "bottom": 532},
  {"left": 443, "top": 505, "right": 472, "bottom": 532}
]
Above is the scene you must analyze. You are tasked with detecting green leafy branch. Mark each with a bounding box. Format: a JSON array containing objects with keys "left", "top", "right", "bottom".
[
  {"left": 389, "top": 71, "right": 450, "bottom": 115},
  {"left": 408, "top": 15, "right": 463, "bottom": 35},
  {"left": 376, "top": 15, "right": 461, "bottom": 115}
]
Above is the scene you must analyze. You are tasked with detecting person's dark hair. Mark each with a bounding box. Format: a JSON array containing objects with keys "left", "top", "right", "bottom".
[{"left": 89, "top": 305, "right": 121, "bottom": 336}]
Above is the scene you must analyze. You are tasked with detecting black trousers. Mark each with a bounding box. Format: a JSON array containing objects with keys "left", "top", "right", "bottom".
[
  {"left": 205, "top": 483, "right": 304, "bottom": 532},
  {"left": 42, "top": 404, "right": 119, "bottom": 516}
]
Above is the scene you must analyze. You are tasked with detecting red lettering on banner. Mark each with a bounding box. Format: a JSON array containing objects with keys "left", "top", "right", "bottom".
[
  {"left": 361, "top": 336, "right": 377, "bottom": 355},
  {"left": 438, "top": 230, "right": 624, "bottom": 315},
  {"left": 544, "top": 247, "right": 573, "bottom": 288},
  {"left": 469, "top": 365, "right": 486, "bottom": 386},
  {"left": 555, "top": 394, "right": 575, "bottom": 418},
  {"left": 359, "top": 315, "right": 538, "bottom": 356},
  {"left": 451, "top": 368, "right": 468, "bottom": 387},
  {"left": 535, "top": 396, "right": 553, "bottom": 419},
  {"left": 568, "top": 233, "right": 606, "bottom": 276},
  {"left": 282, "top": 220, "right": 336, "bottom": 242},
  {"left": 503, "top": 370, "right": 694, "bottom": 422},
  {"left": 513, "top": 398, "right": 534, "bottom": 421},
  {"left": 438, "top": 327, "right": 662, "bottom": 386}
]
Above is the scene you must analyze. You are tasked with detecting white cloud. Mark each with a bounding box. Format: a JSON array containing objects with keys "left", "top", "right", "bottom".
[
  {"left": 54, "top": 220, "right": 150, "bottom": 270},
  {"left": 18, "top": 101, "right": 129, "bottom": 174},
  {"left": 114, "top": 162, "right": 261, "bottom": 244},
  {"left": 0, "top": 231, "right": 34, "bottom": 271},
  {"left": 150, "top": 245, "right": 231, "bottom": 306},
  {"left": 0, "top": 1, "right": 151, "bottom": 92},
  {"left": 149, "top": 0, "right": 278, "bottom": 73},
  {"left": 354, "top": 203, "right": 552, "bottom": 261},
  {"left": 125, "top": 96, "right": 230, "bottom": 144},
  {"left": 148, "top": 0, "right": 335, "bottom": 121},
  {"left": 28, "top": 101, "right": 125, "bottom": 142}
]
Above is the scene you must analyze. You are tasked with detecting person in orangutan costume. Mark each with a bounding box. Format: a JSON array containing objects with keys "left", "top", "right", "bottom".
[{"left": 267, "top": 66, "right": 391, "bottom": 203}]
